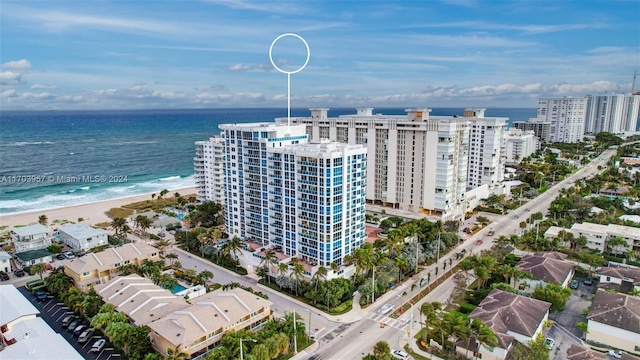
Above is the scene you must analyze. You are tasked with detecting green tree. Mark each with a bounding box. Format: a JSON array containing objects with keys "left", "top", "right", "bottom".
[
  {"left": 261, "top": 249, "right": 278, "bottom": 284},
  {"left": 166, "top": 346, "right": 189, "bottom": 360},
  {"left": 224, "top": 236, "right": 244, "bottom": 269},
  {"left": 46, "top": 244, "right": 62, "bottom": 254},
  {"left": 38, "top": 214, "right": 48, "bottom": 225},
  {"left": 372, "top": 340, "right": 392, "bottom": 360},
  {"left": 511, "top": 333, "right": 550, "bottom": 360},
  {"left": 80, "top": 288, "right": 103, "bottom": 318},
  {"left": 289, "top": 258, "right": 306, "bottom": 296},
  {"left": 30, "top": 262, "right": 47, "bottom": 280},
  {"left": 532, "top": 284, "right": 572, "bottom": 312},
  {"left": 311, "top": 265, "right": 328, "bottom": 291},
  {"left": 576, "top": 322, "right": 589, "bottom": 339},
  {"left": 196, "top": 270, "right": 214, "bottom": 285}
]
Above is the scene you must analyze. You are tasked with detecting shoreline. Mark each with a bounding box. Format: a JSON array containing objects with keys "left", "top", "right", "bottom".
[{"left": 0, "top": 187, "right": 197, "bottom": 229}]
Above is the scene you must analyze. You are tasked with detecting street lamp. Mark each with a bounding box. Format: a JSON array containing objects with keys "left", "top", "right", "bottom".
[
  {"left": 239, "top": 338, "right": 257, "bottom": 360},
  {"left": 306, "top": 308, "right": 312, "bottom": 340}
]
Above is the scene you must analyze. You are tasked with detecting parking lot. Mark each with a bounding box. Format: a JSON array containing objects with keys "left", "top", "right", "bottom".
[
  {"left": 17, "top": 286, "right": 120, "bottom": 360},
  {"left": 547, "top": 277, "right": 597, "bottom": 360}
]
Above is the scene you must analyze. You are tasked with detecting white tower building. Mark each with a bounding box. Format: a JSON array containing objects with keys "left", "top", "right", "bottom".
[
  {"left": 194, "top": 137, "right": 225, "bottom": 204},
  {"left": 277, "top": 108, "right": 476, "bottom": 219},
  {"left": 536, "top": 97, "right": 588, "bottom": 143},
  {"left": 465, "top": 108, "right": 508, "bottom": 189},
  {"left": 585, "top": 94, "right": 640, "bottom": 134},
  {"left": 503, "top": 128, "right": 539, "bottom": 164}
]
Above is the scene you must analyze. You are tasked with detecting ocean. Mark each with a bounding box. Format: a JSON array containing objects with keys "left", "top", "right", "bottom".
[{"left": 0, "top": 107, "right": 536, "bottom": 216}]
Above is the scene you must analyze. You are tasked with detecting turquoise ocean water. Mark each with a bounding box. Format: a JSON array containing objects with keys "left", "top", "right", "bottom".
[{"left": 0, "top": 107, "right": 535, "bottom": 215}]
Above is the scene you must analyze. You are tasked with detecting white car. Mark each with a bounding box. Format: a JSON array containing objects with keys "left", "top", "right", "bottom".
[
  {"left": 392, "top": 350, "right": 409, "bottom": 360},
  {"left": 63, "top": 251, "right": 75, "bottom": 259},
  {"left": 90, "top": 338, "right": 107, "bottom": 353},
  {"left": 379, "top": 303, "right": 394, "bottom": 315},
  {"left": 608, "top": 350, "right": 623, "bottom": 359}
]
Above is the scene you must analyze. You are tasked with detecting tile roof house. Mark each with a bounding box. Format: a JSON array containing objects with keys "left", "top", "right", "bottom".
[
  {"left": 586, "top": 289, "right": 640, "bottom": 353},
  {"left": 515, "top": 252, "right": 575, "bottom": 288},
  {"left": 598, "top": 267, "right": 640, "bottom": 293},
  {"left": 566, "top": 344, "right": 606, "bottom": 360},
  {"left": 148, "top": 287, "right": 272, "bottom": 358},
  {"left": 64, "top": 243, "right": 160, "bottom": 292},
  {"left": 461, "top": 289, "right": 551, "bottom": 360},
  {"left": 0, "top": 285, "right": 83, "bottom": 359},
  {"left": 94, "top": 275, "right": 189, "bottom": 325}
]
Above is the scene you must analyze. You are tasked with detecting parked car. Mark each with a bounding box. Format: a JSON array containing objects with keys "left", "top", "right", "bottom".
[
  {"left": 570, "top": 280, "right": 579, "bottom": 289},
  {"left": 73, "top": 325, "right": 88, "bottom": 336},
  {"left": 392, "top": 350, "right": 409, "bottom": 360},
  {"left": 90, "top": 339, "right": 107, "bottom": 353},
  {"left": 63, "top": 251, "right": 75, "bottom": 259},
  {"left": 487, "top": 230, "right": 495, "bottom": 236},
  {"left": 475, "top": 239, "right": 483, "bottom": 245},
  {"left": 56, "top": 254, "right": 65, "bottom": 260},
  {"left": 0, "top": 272, "right": 9, "bottom": 281},
  {"left": 78, "top": 328, "right": 95, "bottom": 343},
  {"left": 512, "top": 215, "right": 520, "bottom": 219},
  {"left": 35, "top": 290, "right": 48, "bottom": 301},
  {"left": 13, "top": 269, "right": 26, "bottom": 277},
  {"left": 67, "top": 320, "right": 81, "bottom": 332},
  {"left": 583, "top": 278, "right": 594, "bottom": 286},
  {"left": 608, "top": 350, "right": 623, "bottom": 359},
  {"left": 61, "top": 315, "right": 76, "bottom": 328},
  {"left": 544, "top": 338, "right": 555, "bottom": 349},
  {"left": 462, "top": 227, "right": 470, "bottom": 233}
]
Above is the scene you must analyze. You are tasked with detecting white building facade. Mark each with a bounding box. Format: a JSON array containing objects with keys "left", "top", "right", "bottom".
[
  {"left": 504, "top": 128, "right": 539, "bottom": 164},
  {"left": 57, "top": 223, "right": 108, "bottom": 251},
  {"left": 277, "top": 107, "right": 474, "bottom": 219},
  {"left": 537, "top": 97, "right": 588, "bottom": 143},
  {"left": 194, "top": 136, "right": 225, "bottom": 204},
  {"left": 585, "top": 94, "right": 640, "bottom": 135},
  {"left": 465, "top": 108, "right": 508, "bottom": 189},
  {"left": 219, "top": 123, "right": 367, "bottom": 267},
  {"left": 10, "top": 224, "right": 52, "bottom": 253}
]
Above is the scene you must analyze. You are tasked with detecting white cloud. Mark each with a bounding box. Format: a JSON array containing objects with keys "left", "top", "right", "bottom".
[
  {"left": 31, "top": 84, "right": 57, "bottom": 90},
  {"left": 0, "top": 71, "right": 25, "bottom": 85},
  {"left": 1, "top": 59, "right": 32, "bottom": 70},
  {"left": 0, "top": 89, "right": 17, "bottom": 98},
  {"left": 227, "top": 63, "right": 275, "bottom": 72},
  {"left": 205, "top": 0, "right": 306, "bottom": 14}
]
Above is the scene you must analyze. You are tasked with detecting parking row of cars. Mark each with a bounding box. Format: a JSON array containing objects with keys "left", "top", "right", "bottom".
[{"left": 60, "top": 315, "right": 106, "bottom": 353}]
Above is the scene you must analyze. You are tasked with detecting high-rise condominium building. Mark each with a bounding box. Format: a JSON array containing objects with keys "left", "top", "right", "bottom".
[
  {"left": 465, "top": 108, "right": 508, "bottom": 189},
  {"left": 503, "top": 128, "right": 539, "bottom": 164},
  {"left": 194, "top": 137, "right": 225, "bottom": 204},
  {"left": 219, "top": 123, "right": 367, "bottom": 266},
  {"left": 585, "top": 94, "right": 640, "bottom": 135},
  {"left": 277, "top": 107, "right": 504, "bottom": 219},
  {"left": 536, "top": 97, "right": 588, "bottom": 143},
  {"left": 512, "top": 119, "right": 552, "bottom": 143}
]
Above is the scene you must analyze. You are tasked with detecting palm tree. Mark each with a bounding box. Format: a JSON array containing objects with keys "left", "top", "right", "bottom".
[
  {"left": 165, "top": 344, "right": 189, "bottom": 360},
  {"left": 276, "top": 263, "right": 289, "bottom": 289},
  {"left": 311, "top": 266, "right": 328, "bottom": 291},
  {"left": 395, "top": 257, "right": 409, "bottom": 282},
  {"left": 225, "top": 236, "right": 244, "bottom": 269},
  {"left": 111, "top": 217, "right": 126, "bottom": 237},
  {"left": 372, "top": 340, "right": 392, "bottom": 360},
  {"left": 465, "top": 318, "right": 498, "bottom": 357},
  {"left": 196, "top": 270, "right": 214, "bottom": 285},
  {"left": 434, "top": 220, "right": 444, "bottom": 262},
  {"left": 159, "top": 189, "right": 169, "bottom": 205},
  {"left": 38, "top": 214, "right": 48, "bottom": 225},
  {"left": 31, "top": 263, "right": 47, "bottom": 280},
  {"left": 607, "top": 236, "right": 627, "bottom": 257},
  {"left": 289, "top": 258, "right": 305, "bottom": 296},
  {"left": 261, "top": 249, "right": 278, "bottom": 284},
  {"left": 165, "top": 253, "right": 178, "bottom": 267}
]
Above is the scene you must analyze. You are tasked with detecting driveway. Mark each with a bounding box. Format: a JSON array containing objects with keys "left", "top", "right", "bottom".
[
  {"left": 547, "top": 277, "right": 596, "bottom": 360},
  {"left": 17, "top": 286, "right": 120, "bottom": 360}
]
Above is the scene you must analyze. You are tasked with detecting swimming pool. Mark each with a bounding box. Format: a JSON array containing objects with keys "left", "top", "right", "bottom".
[{"left": 171, "top": 284, "right": 187, "bottom": 294}]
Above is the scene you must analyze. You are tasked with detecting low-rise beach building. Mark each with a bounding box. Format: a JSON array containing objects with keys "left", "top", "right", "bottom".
[
  {"left": 0, "top": 251, "right": 12, "bottom": 273},
  {"left": 10, "top": 224, "right": 52, "bottom": 253},
  {"left": 515, "top": 252, "right": 575, "bottom": 289},
  {"left": 544, "top": 222, "right": 640, "bottom": 254},
  {"left": 598, "top": 267, "right": 640, "bottom": 293},
  {"left": 57, "top": 223, "right": 108, "bottom": 252},
  {"left": 64, "top": 243, "right": 160, "bottom": 292},
  {"left": 0, "top": 285, "right": 83, "bottom": 359}
]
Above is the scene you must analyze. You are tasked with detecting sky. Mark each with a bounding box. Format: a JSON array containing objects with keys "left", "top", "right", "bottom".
[{"left": 1, "top": 0, "right": 639, "bottom": 110}]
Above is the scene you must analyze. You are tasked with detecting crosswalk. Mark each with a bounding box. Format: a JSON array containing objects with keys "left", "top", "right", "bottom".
[{"left": 366, "top": 312, "right": 411, "bottom": 330}]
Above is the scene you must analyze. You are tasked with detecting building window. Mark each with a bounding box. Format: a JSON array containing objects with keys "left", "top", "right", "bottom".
[
  {"left": 114, "top": 263, "right": 121, "bottom": 268},
  {"left": 82, "top": 271, "right": 90, "bottom": 276}
]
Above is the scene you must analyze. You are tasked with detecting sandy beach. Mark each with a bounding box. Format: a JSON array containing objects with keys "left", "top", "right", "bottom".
[{"left": 0, "top": 187, "right": 197, "bottom": 229}]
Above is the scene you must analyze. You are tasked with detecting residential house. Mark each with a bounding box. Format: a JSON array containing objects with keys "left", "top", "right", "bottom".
[
  {"left": 586, "top": 289, "right": 640, "bottom": 353},
  {"left": 0, "top": 251, "right": 12, "bottom": 273},
  {"left": 566, "top": 344, "right": 605, "bottom": 360},
  {"left": 598, "top": 267, "right": 640, "bottom": 294},
  {"left": 94, "top": 275, "right": 189, "bottom": 326},
  {"left": 456, "top": 289, "right": 551, "bottom": 360},
  {"left": 544, "top": 222, "right": 640, "bottom": 253},
  {"left": 515, "top": 252, "right": 575, "bottom": 289},
  {"left": 64, "top": 243, "right": 160, "bottom": 292},
  {"left": 57, "top": 223, "right": 108, "bottom": 252},
  {"left": 148, "top": 287, "right": 272, "bottom": 359},
  {"left": 0, "top": 285, "right": 83, "bottom": 359},
  {"left": 10, "top": 224, "right": 53, "bottom": 266}
]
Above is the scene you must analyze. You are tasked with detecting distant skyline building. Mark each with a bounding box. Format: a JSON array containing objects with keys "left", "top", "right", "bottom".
[
  {"left": 278, "top": 107, "right": 509, "bottom": 219},
  {"left": 512, "top": 119, "right": 552, "bottom": 143},
  {"left": 536, "top": 97, "right": 588, "bottom": 143},
  {"left": 584, "top": 94, "right": 640, "bottom": 135},
  {"left": 464, "top": 108, "right": 508, "bottom": 189},
  {"left": 194, "top": 136, "right": 225, "bottom": 204},
  {"left": 219, "top": 123, "right": 367, "bottom": 266}
]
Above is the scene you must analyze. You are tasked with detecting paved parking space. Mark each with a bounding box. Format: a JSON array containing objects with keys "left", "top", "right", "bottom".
[
  {"left": 17, "top": 286, "right": 120, "bottom": 360},
  {"left": 548, "top": 277, "right": 597, "bottom": 360}
]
